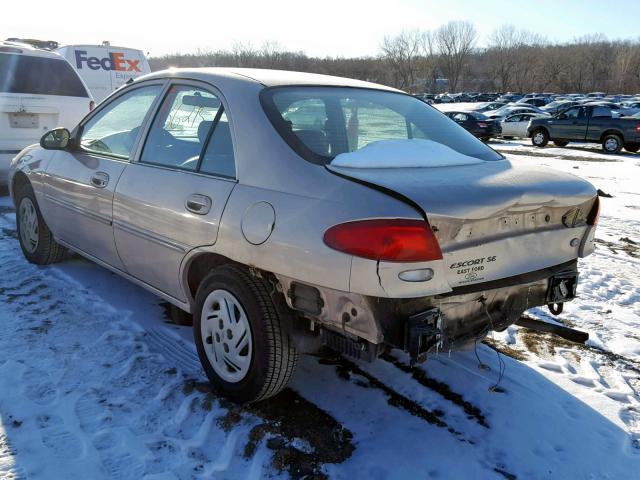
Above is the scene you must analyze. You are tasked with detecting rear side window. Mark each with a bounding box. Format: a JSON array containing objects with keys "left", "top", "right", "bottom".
[
  {"left": 0, "top": 53, "right": 89, "bottom": 97},
  {"left": 262, "top": 86, "right": 502, "bottom": 164}
]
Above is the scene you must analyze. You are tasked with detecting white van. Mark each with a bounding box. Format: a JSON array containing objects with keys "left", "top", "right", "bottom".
[
  {"left": 56, "top": 44, "right": 151, "bottom": 103},
  {"left": 0, "top": 41, "right": 93, "bottom": 185}
]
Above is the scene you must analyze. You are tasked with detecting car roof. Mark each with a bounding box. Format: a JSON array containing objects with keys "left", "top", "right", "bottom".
[
  {"left": 139, "top": 67, "right": 401, "bottom": 92},
  {"left": 0, "top": 40, "right": 66, "bottom": 60}
]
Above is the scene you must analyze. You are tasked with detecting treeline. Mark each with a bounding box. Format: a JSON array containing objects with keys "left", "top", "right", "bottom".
[{"left": 149, "top": 23, "right": 640, "bottom": 94}]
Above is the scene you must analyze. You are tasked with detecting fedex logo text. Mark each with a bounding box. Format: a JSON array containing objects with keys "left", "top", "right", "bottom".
[{"left": 75, "top": 50, "right": 141, "bottom": 72}]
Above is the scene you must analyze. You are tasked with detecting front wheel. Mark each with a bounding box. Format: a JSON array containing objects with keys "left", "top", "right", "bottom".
[
  {"left": 193, "top": 264, "right": 297, "bottom": 403},
  {"left": 15, "top": 183, "right": 66, "bottom": 265},
  {"left": 602, "top": 134, "right": 622, "bottom": 154},
  {"left": 531, "top": 129, "right": 549, "bottom": 147}
]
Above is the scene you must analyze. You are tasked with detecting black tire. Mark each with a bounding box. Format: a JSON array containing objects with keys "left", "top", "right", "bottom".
[
  {"left": 480, "top": 136, "right": 491, "bottom": 142},
  {"left": 193, "top": 264, "right": 297, "bottom": 403},
  {"left": 501, "top": 136, "right": 514, "bottom": 140},
  {"left": 15, "top": 182, "right": 66, "bottom": 265},
  {"left": 602, "top": 134, "right": 622, "bottom": 154},
  {"left": 553, "top": 140, "right": 569, "bottom": 147},
  {"left": 624, "top": 143, "right": 639, "bottom": 153},
  {"left": 531, "top": 129, "right": 549, "bottom": 147}
]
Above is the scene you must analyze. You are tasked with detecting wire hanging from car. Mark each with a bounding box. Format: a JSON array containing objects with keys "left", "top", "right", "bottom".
[{"left": 478, "top": 296, "right": 506, "bottom": 392}]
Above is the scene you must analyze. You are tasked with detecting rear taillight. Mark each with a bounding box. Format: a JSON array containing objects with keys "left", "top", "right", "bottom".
[
  {"left": 587, "top": 197, "right": 600, "bottom": 226},
  {"left": 477, "top": 122, "right": 488, "bottom": 128},
  {"left": 323, "top": 219, "right": 443, "bottom": 262},
  {"left": 636, "top": 123, "right": 640, "bottom": 133},
  {"left": 89, "top": 101, "right": 96, "bottom": 111}
]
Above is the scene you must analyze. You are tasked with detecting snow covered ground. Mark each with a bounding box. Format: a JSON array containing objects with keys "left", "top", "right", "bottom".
[{"left": 0, "top": 140, "right": 639, "bottom": 479}]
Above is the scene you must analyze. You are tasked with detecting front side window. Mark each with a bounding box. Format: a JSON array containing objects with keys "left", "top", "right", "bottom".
[
  {"left": 140, "top": 85, "right": 223, "bottom": 170},
  {"left": 80, "top": 85, "right": 162, "bottom": 159},
  {"left": 262, "top": 87, "right": 503, "bottom": 164}
]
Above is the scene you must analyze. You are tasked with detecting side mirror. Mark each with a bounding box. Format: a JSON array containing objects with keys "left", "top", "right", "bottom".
[{"left": 40, "top": 128, "right": 70, "bottom": 150}]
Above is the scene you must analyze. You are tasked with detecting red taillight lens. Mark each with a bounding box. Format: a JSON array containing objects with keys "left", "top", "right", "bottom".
[
  {"left": 587, "top": 197, "right": 600, "bottom": 226},
  {"left": 323, "top": 219, "right": 443, "bottom": 262},
  {"left": 89, "top": 101, "right": 96, "bottom": 111},
  {"left": 636, "top": 123, "right": 640, "bottom": 133},
  {"left": 477, "top": 122, "right": 488, "bottom": 128}
]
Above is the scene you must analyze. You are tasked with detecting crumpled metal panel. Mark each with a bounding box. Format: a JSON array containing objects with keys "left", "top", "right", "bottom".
[{"left": 328, "top": 159, "right": 597, "bottom": 220}]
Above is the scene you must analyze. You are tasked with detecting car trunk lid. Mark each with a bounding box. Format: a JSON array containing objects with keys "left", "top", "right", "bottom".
[{"left": 328, "top": 158, "right": 597, "bottom": 289}]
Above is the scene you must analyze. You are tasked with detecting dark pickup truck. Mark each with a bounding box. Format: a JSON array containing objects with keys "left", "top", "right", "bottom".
[{"left": 527, "top": 105, "right": 640, "bottom": 153}]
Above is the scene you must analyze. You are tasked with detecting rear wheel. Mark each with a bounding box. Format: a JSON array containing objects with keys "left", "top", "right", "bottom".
[
  {"left": 624, "top": 143, "right": 639, "bottom": 153},
  {"left": 193, "top": 264, "right": 297, "bottom": 403},
  {"left": 602, "top": 134, "right": 622, "bottom": 154},
  {"left": 531, "top": 129, "right": 548, "bottom": 147},
  {"left": 15, "top": 183, "right": 66, "bottom": 265},
  {"left": 480, "top": 136, "right": 491, "bottom": 142},
  {"left": 553, "top": 140, "right": 569, "bottom": 147}
]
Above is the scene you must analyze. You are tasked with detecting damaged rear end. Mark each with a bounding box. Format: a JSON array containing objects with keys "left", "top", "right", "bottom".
[
  {"left": 261, "top": 85, "right": 598, "bottom": 364},
  {"left": 327, "top": 158, "right": 598, "bottom": 362}
]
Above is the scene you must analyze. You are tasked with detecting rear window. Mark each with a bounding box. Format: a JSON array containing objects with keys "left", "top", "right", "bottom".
[
  {"left": 0, "top": 53, "right": 89, "bottom": 97},
  {"left": 261, "top": 86, "right": 502, "bottom": 164}
]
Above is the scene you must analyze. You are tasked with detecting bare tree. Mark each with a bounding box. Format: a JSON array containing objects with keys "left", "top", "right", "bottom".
[
  {"left": 434, "top": 21, "right": 477, "bottom": 92},
  {"left": 149, "top": 26, "right": 640, "bottom": 94},
  {"left": 486, "top": 25, "right": 527, "bottom": 91},
  {"left": 380, "top": 30, "right": 425, "bottom": 90}
]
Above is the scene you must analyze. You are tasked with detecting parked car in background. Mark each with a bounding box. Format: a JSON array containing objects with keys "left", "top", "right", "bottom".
[
  {"left": 443, "top": 110, "right": 501, "bottom": 141},
  {"left": 619, "top": 101, "right": 640, "bottom": 116},
  {"left": 516, "top": 97, "right": 548, "bottom": 107},
  {"left": 470, "top": 101, "right": 507, "bottom": 112},
  {"left": 542, "top": 100, "right": 578, "bottom": 115},
  {"left": 484, "top": 104, "right": 548, "bottom": 120},
  {"left": 56, "top": 43, "right": 151, "bottom": 103},
  {"left": 0, "top": 40, "right": 93, "bottom": 185},
  {"left": 528, "top": 104, "right": 640, "bottom": 153},
  {"left": 500, "top": 112, "right": 546, "bottom": 139},
  {"left": 9, "top": 68, "right": 599, "bottom": 402}
]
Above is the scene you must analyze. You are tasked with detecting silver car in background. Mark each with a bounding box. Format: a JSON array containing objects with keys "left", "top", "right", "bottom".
[{"left": 9, "top": 68, "right": 599, "bottom": 402}]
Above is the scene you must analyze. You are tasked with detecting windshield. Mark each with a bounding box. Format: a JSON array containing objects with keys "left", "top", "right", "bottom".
[
  {"left": 261, "top": 86, "right": 502, "bottom": 164},
  {"left": 0, "top": 53, "right": 89, "bottom": 97}
]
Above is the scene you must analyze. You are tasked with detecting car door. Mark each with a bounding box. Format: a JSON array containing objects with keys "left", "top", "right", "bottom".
[
  {"left": 550, "top": 106, "right": 582, "bottom": 139},
  {"left": 515, "top": 114, "right": 535, "bottom": 137},
  {"left": 43, "top": 82, "right": 164, "bottom": 269},
  {"left": 113, "top": 82, "right": 236, "bottom": 302},
  {"left": 501, "top": 114, "right": 520, "bottom": 136}
]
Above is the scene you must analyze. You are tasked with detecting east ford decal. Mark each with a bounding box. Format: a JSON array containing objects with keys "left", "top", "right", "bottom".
[{"left": 75, "top": 50, "right": 141, "bottom": 72}]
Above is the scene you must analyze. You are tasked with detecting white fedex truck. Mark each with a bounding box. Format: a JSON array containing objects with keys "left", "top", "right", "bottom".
[{"left": 56, "top": 44, "right": 151, "bottom": 103}]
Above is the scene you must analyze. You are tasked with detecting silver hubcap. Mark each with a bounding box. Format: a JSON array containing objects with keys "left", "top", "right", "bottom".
[
  {"left": 200, "top": 289, "right": 252, "bottom": 383},
  {"left": 605, "top": 138, "right": 618, "bottom": 151},
  {"left": 533, "top": 132, "right": 544, "bottom": 144},
  {"left": 19, "top": 197, "right": 39, "bottom": 253}
]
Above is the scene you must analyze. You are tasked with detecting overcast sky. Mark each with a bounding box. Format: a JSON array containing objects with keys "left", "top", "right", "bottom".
[{"left": 4, "top": 0, "right": 640, "bottom": 58}]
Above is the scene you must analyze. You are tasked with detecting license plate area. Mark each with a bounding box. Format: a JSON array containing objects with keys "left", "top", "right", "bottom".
[
  {"left": 546, "top": 272, "right": 578, "bottom": 303},
  {"left": 9, "top": 113, "right": 39, "bottom": 128}
]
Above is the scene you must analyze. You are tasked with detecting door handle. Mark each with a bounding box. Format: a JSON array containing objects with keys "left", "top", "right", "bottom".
[
  {"left": 90, "top": 172, "right": 109, "bottom": 188},
  {"left": 185, "top": 194, "right": 212, "bottom": 215}
]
